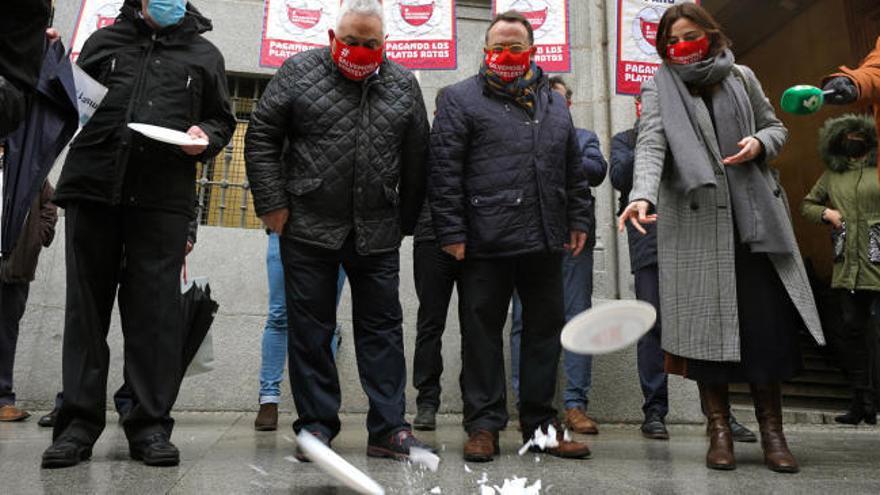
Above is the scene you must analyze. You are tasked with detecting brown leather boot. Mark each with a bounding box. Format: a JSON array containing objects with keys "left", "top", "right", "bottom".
[
  {"left": 698, "top": 382, "right": 736, "bottom": 470},
  {"left": 254, "top": 403, "right": 278, "bottom": 431},
  {"left": 530, "top": 425, "right": 593, "bottom": 459},
  {"left": 463, "top": 429, "right": 499, "bottom": 463},
  {"left": 564, "top": 407, "right": 599, "bottom": 435},
  {"left": 751, "top": 383, "right": 799, "bottom": 473}
]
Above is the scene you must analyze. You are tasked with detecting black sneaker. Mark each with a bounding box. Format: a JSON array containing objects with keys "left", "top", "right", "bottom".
[
  {"left": 641, "top": 413, "right": 669, "bottom": 440},
  {"left": 42, "top": 435, "right": 93, "bottom": 469},
  {"left": 413, "top": 406, "right": 437, "bottom": 431},
  {"left": 729, "top": 414, "right": 757, "bottom": 443},
  {"left": 295, "top": 430, "right": 331, "bottom": 463},
  {"left": 38, "top": 408, "right": 59, "bottom": 428},
  {"left": 129, "top": 432, "right": 180, "bottom": 466},
  {"left": 367, "top": 428, "right": 436, "bottom": 460}
]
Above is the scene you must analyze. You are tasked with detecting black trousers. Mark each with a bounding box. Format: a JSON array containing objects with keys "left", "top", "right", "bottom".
[
  {"left": 634, "top": 264, "right": 669, "bottom": 418},
  {"left": 280, "top": 235, "right": 408, "bottom": 442},
  {"left": 54, "top": 202, "right": 189, "bottom": 445},
  {"left": 412, "top": 241, "right": 461, "bottom": 410},
  {"left": 838, "top": 290, "right": 880, "bottom": 403},
  {"left": 458, "top": 253, "right": 564, "bottom": 438},
  {"left": 0, "top": 282, "right": 30, "bottom": 406}
]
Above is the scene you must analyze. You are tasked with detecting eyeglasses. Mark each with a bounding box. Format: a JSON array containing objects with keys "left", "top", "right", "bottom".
[
  {"left": 341, "top": 37, "right": 383, "bottom": 50},
  {"left": 485, "top": 43, "right": 530, "bottom": 54}
]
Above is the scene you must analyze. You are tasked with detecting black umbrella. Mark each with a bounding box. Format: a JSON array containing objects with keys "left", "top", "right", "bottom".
[
  {"left": 180, "top": 279, "right": 219, "bottom": 374},
  {"left": 2, "top": 39, "right": 77, "bottom": 255}
]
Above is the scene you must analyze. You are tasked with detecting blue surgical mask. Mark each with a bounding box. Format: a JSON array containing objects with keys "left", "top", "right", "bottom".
[{"left": 146, "top": 0, "right": 186, "bottom": 28}]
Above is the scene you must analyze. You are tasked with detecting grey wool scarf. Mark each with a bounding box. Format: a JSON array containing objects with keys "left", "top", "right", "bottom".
[{"left": 654, "top": 49, "right": 795, "bottom": 254}]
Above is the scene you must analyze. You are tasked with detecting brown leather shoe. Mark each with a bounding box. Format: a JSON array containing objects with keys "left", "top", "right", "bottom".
[
  {"left": 533, "top": 424, "right": 591, "bottom": 459},
  {"left": 564, "top": 407, "right": 599, "bottom": 435},
  {"left": 0, "top": 405, "right": 30, "bottom": 422},
  {"left": 751, "top": 383, "right": 799, "bottom": 473},
  {"left": 699, "top": 382, "right": 736, "bottom": 470},
  {"left": 463, "top": 429, "right": 499, "bottom": 463},
  {"left": 254, "top": 403, "right": 278, "bottom": 431}
]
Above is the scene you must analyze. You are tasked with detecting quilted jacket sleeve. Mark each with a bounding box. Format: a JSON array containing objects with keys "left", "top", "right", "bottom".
[
  {"left": 245, "top": 59, "right": 299, "bottom": 217},
  {"left": 428, "top": 87, "right": 470, "bottom": 247},
  {"left": 565, "top": 122, "right": 592, "bottom": 233},
  {"left": 577, "top": 129, "right": 608, "bottom": 187},
  {"left": 398, "top": 73, "right": 429, "bottom": 236},
  {"left": 610, "top": 129, "right": 636, "bottom": 196}
]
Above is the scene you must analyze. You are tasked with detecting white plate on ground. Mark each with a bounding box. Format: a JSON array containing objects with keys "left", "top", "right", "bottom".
[
  {"left": 295, "top": 432, "right": 385, "bottom": 495},
  {"left": 561, "top": 300, "right": 657, "bottom": 355},
  {"left": 127, "top": 123, "right": 208, "bottom": 146}
]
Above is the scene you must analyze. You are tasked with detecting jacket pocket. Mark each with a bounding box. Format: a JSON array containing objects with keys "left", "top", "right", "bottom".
[
  {"left": 469, "top": 189, "right": 524, "bottom": 212},
  {"left": 286, "top": 178, "right": 323, "bottom": 196},
  {"left": 868, "top": 222, "right": 880, "bottom": 263},
  {"left": 832, "top": 222, "right": 846, "bottom": 263}
]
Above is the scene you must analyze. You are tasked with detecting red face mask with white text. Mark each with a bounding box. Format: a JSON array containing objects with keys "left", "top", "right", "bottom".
[
  {"left": 330, "top": 31, "right": 383, "bottom": 81},
  {"left": 666, "top": 36, "right": 710, "bottom": 65},
  {"left": 484, "top": 48, "right": 532, "bottom": 82}
]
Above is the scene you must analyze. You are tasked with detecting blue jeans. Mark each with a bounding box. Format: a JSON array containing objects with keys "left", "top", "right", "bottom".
[
  {"left": 259, "top": 233, "right": 346, "bottom": 404},
  {"left": 510, "top": 251, "right": 593, "bottom": 410}
]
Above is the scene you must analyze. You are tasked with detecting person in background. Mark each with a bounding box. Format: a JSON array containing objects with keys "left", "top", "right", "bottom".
[
  {"left": 611, "top": 97, "right": 757, "bottom": 443},
  {"left": 245, "top": 0, "right": 432, "bottom": 461},
  {"left": 619, "top": 3, "right": 824, "bottom": 473},
  {"left": 508, "top": 76, "right": 606, "bottom": 436},
  {"left": 411, "top": 88, "right": 463, "bottom": 432},
  {"left": 801, "top": 113, "right": 880, "bottom": 426},
  {"left": 429, "top": 11, "right": 592, "bottom": 462},
  {"left": 0, "top": 173, "right": 57, "bottom": 422},
  {"left": 43, "top": 0, "right": 235, "bottom": 469},
  {"left": 822, "top": 36, "right": 880, "bottom": 176},
  {"left": 254, "top": 231, "right": 347, "bottom": 431}
]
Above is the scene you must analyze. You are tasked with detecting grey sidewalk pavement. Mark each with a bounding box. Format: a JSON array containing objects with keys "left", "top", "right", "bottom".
[{"left": 1, "top": 413, "right": 879, "bottom": 494}]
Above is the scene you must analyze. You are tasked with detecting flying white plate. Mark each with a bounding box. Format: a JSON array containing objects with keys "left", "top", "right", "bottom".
[
  {"left": 127, "top": 123, "right": 208, "bottom": 146},
  {"left": 561, "top": 300, "right": 657, "bottom": 355},
  {"left": 295, "top": 431, "right": 385, "bottom": 495}
]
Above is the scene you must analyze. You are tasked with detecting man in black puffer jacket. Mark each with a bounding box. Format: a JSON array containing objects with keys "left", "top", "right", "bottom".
[
  {"left": 245, "top": 0, "right": 431, "bottom": 461},
  {"left": 428, "top": 11, "right": 592, "bottom": 462},
  {"left": 44, "top": 0, "right": 235, "bottom": 470}
]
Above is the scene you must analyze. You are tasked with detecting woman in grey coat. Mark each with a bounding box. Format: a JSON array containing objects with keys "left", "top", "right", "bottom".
[{"left": 619, "top": 4, "right": 824, "bottom": 474}]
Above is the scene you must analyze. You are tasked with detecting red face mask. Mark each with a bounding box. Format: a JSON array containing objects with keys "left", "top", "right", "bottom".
[
  {"left": 666, "top": 36, "right": 710, "bottom": 65},
  {"left": 484, "top": 48, "right": 532, "bottom": 82},
  {"left": 330, "top": 31, "right": 383, "bottom": 81},
  {"left": 635, "top": 99, "right": 643, "bottom": 119}
]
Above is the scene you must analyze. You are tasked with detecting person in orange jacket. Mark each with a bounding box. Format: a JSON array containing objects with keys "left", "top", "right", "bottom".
[{"left": 823, "top": 36, "right": 880, "bottom": 171}]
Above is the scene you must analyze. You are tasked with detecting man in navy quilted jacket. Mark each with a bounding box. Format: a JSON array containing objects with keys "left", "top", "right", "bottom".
[{"left": 428, "top": 11, "right": 593, "bottom": 462}]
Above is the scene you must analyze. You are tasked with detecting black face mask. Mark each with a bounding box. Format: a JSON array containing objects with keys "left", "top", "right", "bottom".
[{"left": 843, "top": 138, "right": 869, "bottom": 159}]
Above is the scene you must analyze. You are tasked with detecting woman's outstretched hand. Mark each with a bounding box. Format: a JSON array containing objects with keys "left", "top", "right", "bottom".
[{"left": 618, "top": 200, "right": 657, "bottom": 235}]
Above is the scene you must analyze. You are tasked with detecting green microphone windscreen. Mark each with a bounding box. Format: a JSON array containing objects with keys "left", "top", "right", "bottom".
[{"left": 781, "top": 85, "right": 825, "bottom": 115}]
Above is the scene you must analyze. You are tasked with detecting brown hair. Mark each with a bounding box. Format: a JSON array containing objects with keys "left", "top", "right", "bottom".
[
  {"left": 485, "top": 10, "right": 534, "bottom": 46},
  {"left": 655, "top": 3, "right": 731, "bottom": 60},
  {"left": 549, "top": 76, "right": 572, "bottom": 101}
]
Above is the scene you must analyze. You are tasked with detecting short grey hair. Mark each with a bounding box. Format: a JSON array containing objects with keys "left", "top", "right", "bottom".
[{"left": 337, "top": 0, "right": 385, "bottom": 32}]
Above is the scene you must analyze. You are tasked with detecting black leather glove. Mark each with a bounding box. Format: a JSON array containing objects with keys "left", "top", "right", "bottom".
[{"left": 823, "top": 76, "right": 859, "bottom": 105}]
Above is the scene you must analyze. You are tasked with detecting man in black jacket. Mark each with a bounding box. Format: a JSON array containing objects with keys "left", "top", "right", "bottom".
[
  {"left": 245, "top": 0, "right": 431, "bottom": 461},
  {"left": 428, "top": 11, "right": 592, "bottom": 462},
  {"left": 43, "top": 0, "right": 235, "bottom": 469}
]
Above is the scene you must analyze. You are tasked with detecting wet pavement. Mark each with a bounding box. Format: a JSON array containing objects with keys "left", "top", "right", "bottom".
[{"left": 1, "top": 412, "right": 879, "bottom": 494}]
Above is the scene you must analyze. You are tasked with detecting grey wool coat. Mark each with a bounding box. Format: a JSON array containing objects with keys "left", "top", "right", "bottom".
[{"left": 630, "top": 64, "right": 825, "bottom": 362}]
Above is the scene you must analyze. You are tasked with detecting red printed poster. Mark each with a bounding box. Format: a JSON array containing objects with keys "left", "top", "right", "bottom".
[
  {"left": 492, "top": 0, "right": 570, "bottom": 73},
  {"left": 384, "top": 1, "right": 457, "bottom": 70},
  {"left": 260, "top": 0, "right": 341, "bottom": 68},
  {"left": 616, "top": 0, "right": 699, "bottom": 95},
  {"left": 69, "top": 0, "right": 124, "bottom": 61}
]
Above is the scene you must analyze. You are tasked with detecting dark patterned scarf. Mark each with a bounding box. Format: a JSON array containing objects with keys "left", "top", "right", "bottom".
[{"left": 480, "top": 62, "right": 543, "bottom": 114}]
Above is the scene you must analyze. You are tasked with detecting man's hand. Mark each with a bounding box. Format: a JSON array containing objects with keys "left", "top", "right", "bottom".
[
  {"left": 823, "top": 76, "right": 859, "bottom": 105},
  {"left": 185, "top": 241, "right": 194, "bottom": 256},
  {"left": 565, "top": 230, "right": 587, "bottom": 257},
  {"left": 618, "top": 200, "right": 657, "bottom": 235},
  {"left": 180, "top": 126, "right": 209, "bottom": 156},
  {"left": 260, "top": 208, "right": 289, "bottom": 234},
  {"left": 442, "top": 243, "right": 466, "bottom": 261},
  {"left": 823, "top": 208, "right": 844, "bottom": 229},
  {"left": 46, "top": 28, "right": 61, "bottom": 44},
  {"left": 722, "top": 137, "right": 763, "bottom": 165}
]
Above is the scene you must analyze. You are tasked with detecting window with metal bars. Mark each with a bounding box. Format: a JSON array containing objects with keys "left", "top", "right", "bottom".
[{"left": 195, "top": 74, "right": 271, "bottom": 229}]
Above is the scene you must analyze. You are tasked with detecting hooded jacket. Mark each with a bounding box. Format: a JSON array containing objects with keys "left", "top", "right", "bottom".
[
  {"left": 53, "top": 0, "right": 236, "bottom": 218},
  {"left": 801, "top": 113, "right": 880, "bottom": 291}
]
